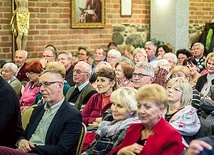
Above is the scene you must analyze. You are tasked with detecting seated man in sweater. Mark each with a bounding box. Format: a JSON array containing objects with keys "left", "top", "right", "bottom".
[{"left": 66, "top": 61, "right": 97, "bottom": 110}]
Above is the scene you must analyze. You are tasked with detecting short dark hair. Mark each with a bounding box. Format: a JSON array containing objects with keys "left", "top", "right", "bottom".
[
  {"left": 95, "top": 67, "right": 117, "bottom": 90},
  {"left": 155, "top": 45, "right": 170, "bottom": 56},
  {"left": 176, "top": 49, "right": 192, "bottom": 58},
  {"left": 107, "top": 42, "right": 117, "bottom": 49}
]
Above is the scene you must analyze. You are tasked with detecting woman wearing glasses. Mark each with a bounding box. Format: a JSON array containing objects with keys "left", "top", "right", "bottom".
[
  {"left": 19, "top": 60, "right": 43, "bottom": 111},
  {"left": 165, "top": 78, "right": 201, "bottom": 147}
]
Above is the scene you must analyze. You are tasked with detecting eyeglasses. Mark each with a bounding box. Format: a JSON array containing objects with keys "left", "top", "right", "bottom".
[
  {"left": 42, "top": 55, "right": 54, "bottom": 58},
  {"left": 77, "top": 53, "right": 86, "bottom": 56},
  {"left": 132, "top": 73, "right": 150, "bottom": 78},
  {"left": 166, "top": 86, "right": 182, "bottom": 92},
  {"left": 73, "top": 69, "right": 88, "bottom": 74},
  {"left": 38, "top": 81, "right": 61, "bottom": 87},
  {"left": 107, "top": 56, "right": 116, "bottom": 59}
]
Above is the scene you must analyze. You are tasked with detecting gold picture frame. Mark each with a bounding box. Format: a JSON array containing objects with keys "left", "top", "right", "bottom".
[{"left": 71, "top": 0, "right": 106, "bottom": 29}]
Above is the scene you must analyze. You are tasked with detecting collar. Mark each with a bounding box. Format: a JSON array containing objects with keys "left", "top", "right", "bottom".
[
  {"left": 75, "top": 81, "right": 89, "bottom": 91},
  {"left": 44, "top": 97, "right": 64, "bottom": 114},
  {"left": 7, "top": 76, "right": 17, "bottom": 83}
]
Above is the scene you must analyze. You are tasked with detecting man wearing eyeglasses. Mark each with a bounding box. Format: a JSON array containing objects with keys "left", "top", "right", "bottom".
[
  {"left": 73, "top": 46, "right": 90, "bottom": 66},
  {"left": 0, "top": 69, "right": 82, "bottom": 155},
  {"left": 66, "top": 61, "right": 97, "bottom": 110},
  {"left": 39, "top": 48, "right": 57, "bottom": 68},
  {"left": 132, "top": 62, "right": 155, "bottom": 89}
]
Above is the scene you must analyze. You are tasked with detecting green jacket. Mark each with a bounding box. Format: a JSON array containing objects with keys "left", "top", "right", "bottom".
[{"left": 65, "top": 83, "right": 97, "bottom": 110}]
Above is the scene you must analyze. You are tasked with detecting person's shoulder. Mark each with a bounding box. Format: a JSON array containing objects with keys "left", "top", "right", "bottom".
[{"left": 64, "top": 100, "right": 81, "bottom": 114}]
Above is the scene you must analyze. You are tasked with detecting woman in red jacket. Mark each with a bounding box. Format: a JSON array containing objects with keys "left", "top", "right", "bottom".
[
  {"left": 82, "top": 67, "right": 117, "bottom": 127},
  {"left": 109, "top": 84, "right": 184, "bottom": 155}
]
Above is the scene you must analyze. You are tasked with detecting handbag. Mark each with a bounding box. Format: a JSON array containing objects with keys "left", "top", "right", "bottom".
[{"left": 91, "top": 138, "right": 113, "bottom": 155}]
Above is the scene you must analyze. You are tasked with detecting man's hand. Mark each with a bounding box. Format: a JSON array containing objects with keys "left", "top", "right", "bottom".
[
  {"left": 17, "top": 139, "right": 35, "bottom": 153},
  {"left": 185, "top": 140, "right": 212, "bottom": 155}
]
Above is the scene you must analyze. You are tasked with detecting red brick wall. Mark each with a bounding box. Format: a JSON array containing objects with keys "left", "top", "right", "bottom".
[
  {"left": 189, "top": 0, "right": 214, "bottom": 24},
  {"left": 0, "top": 0, "right": 213, "bottom": 59}
]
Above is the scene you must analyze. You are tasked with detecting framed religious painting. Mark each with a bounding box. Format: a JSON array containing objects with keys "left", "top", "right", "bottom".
[{"left": 71, "top": 0, "right": 106, "bottom": 28}]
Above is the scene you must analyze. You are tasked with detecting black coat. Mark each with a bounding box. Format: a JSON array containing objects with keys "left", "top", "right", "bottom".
[{"left": 0, "top": 76, "right": 24, "bottom": 148}]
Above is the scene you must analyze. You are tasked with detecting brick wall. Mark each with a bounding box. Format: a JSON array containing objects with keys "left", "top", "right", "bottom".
[
  {"left": 189, "top": 0, "right": 214, "bottom": 24},
  {"left": 0, "top": 0, "right": 213, "bottom": 60}
]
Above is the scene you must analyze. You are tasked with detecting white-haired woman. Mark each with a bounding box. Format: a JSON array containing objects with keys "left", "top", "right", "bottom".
[
  {"left": 107, "top": 49, "right": 122, "bottom": 68},
  {"left": 82, "top": 87, "right": 141, "bottom": 155}
]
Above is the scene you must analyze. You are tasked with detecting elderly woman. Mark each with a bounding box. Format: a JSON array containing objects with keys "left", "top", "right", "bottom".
[
  {"left": 196, "top": 52, "right": 214, "bottom": 97},
  {"left": 107, "top": 49, "right": 122, "bottom": 68},
  {"left": 82, "top": 67, "right": 117, "bottom": 127},
  {"left": 115, "top": 61, "right": 134, "bottom": 87},
  {"left": 1, "top": 62, "right": 22, "bottom": 98},
  {"left": 133, "top": 48, "right": 148, "bottom": 64},
  {"left": 165, "top": 78, "right": 201, "bottom": 146},
  {"left": 109, "top": 84, "right": 183, "bottom": 155},
  {"left": 19, "top": 60, "right": 43, "bottom": 111},
  {"left": 163, "top": 52, "right": 178, "bottom": 71},
  {"left": 183, "top": 56, "right": 201, "bottom": 88},
  {"left": 82, "top": 87, "right": 141, "bottom": 155},
  {"left": 167, "top": 65, "right": 202, "bottom": 118}
]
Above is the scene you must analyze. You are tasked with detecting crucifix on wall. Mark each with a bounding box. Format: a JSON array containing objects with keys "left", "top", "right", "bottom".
[{"left": 10, "top": 0, "right": 30, "bottom": 59}]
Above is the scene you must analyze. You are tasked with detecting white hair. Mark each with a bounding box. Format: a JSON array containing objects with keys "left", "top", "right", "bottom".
[
  {"left": 107, "top": 49, "right": 122, "bottom": 61},
  {"left": 3, "top": 63, "right": 18, "bottom": 75},
  {"left": 163, "top": 53, "right": 178, "bottom": 64}
]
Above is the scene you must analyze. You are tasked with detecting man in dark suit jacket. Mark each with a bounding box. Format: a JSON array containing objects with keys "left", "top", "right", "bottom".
[
  {"left": 0, "top": 69, "right": 82, "bottom": 155},
  {"left": 14, "top": 50, "right": 28, "bottom": 82},
  {"left": 0, "top": 76, "right": 23, "bottom": 148}
]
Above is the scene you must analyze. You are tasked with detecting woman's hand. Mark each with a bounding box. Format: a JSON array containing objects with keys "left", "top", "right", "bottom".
[
  {"left": 117, "top": 143, "right": 143, "bottom": 155},
  {"left": 88, "top": 122, "right": 99, "bottom": 128},
  {"left": 17, "top": 139, "right": 35, "bottom": 152},
  {"left": 95, "top": 117, "right": 102, "bottom": 123}
]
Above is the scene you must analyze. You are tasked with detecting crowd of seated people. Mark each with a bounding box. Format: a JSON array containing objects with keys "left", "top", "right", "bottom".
[{"left": 1, "top": 41, "right": 214, "bottom": 155}]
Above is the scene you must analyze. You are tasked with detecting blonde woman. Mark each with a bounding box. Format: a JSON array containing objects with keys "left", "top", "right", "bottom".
[
  {"left": 165, "top": 78, "right": 201, "bottom": 146},
  {"left": 133, "top": 48, "right": 148, "bottom": 64}
]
